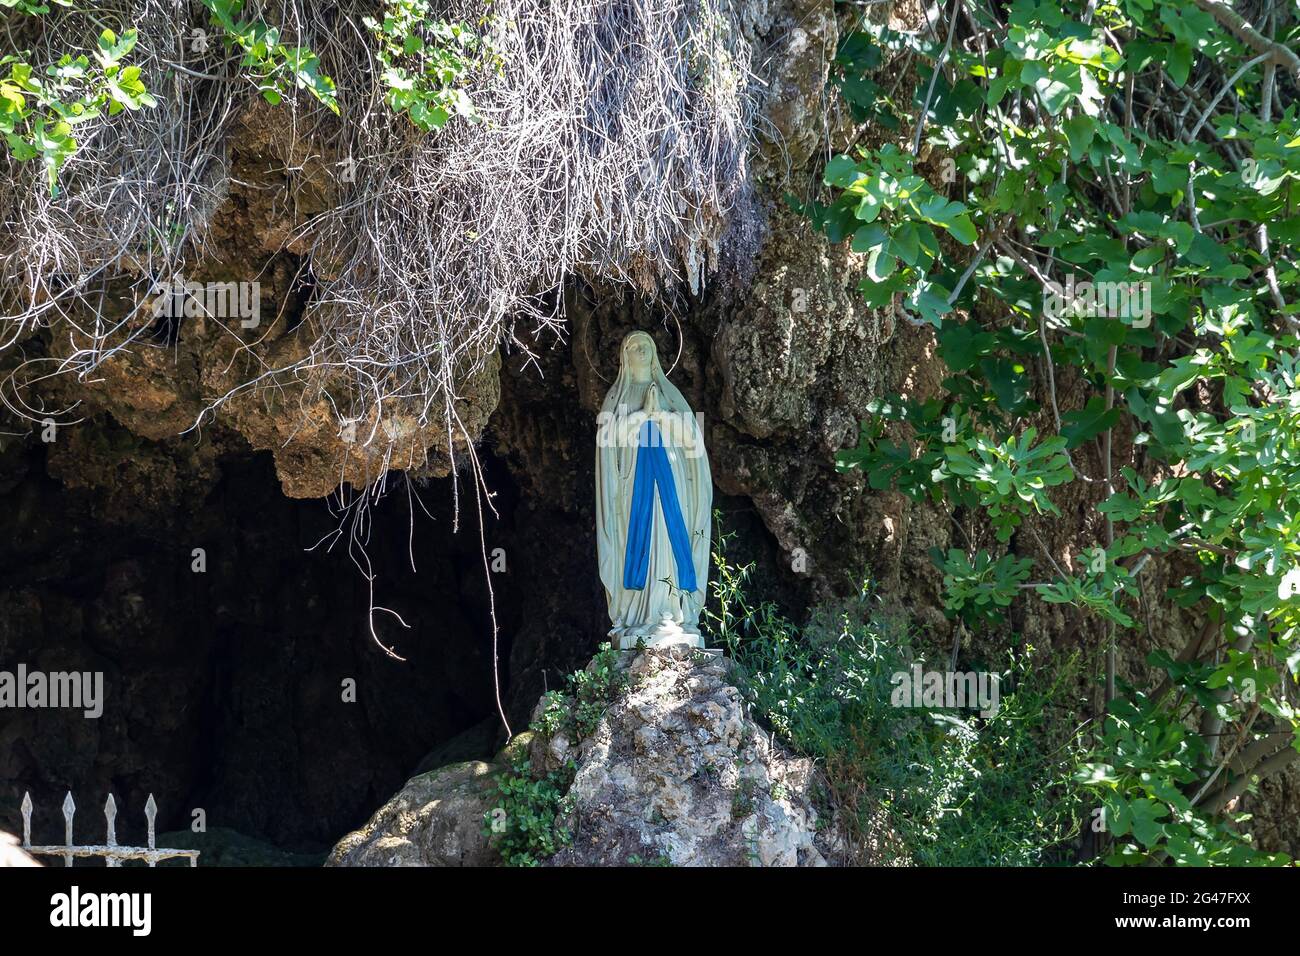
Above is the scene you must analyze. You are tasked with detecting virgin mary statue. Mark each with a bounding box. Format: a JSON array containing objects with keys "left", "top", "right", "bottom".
[{"left": 596, "top": 331, "right": 711, "bottom": 649}]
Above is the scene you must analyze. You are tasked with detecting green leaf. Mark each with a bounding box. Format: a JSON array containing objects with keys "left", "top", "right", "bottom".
[
  {"left": 947, "top": 214, "right": 977, "bottom": 245},
  {"left": 1129, "top": 799, "right": 1168, "bottom": 848},
  {"left": 1166, "top": 43, "right": 1192, "bottom": 87},
  {"left": 851, "top": 222, "right": 887, "bottom": 254},
  {"left": 824, "top": 154, "right": 864, "bottom": 188},
  {"left": 1061, "top": 396, "right": 1122, "bottom": 448}
]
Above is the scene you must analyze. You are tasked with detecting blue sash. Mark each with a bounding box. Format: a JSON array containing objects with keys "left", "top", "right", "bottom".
[{"left": 623, "top": 420, "right": 698, "bottom": 593}]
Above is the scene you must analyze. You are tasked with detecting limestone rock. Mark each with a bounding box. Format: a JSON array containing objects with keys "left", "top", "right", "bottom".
[
  {"left": 543, "top": 647, "right": 834, "bottom": 866},
  {"left": 326, "top": 646, "right": 841, "bottom": 867},
  {"left": 0, "top": 831, "right": 40, "bottom": 867},
  {"left": 326, "top": 761, "right": 500, "bottom": 867}
]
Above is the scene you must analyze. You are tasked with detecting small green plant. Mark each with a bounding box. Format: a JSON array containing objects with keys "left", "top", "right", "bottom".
[
  {"left": 201, "top": 0, "right": 338, "bottom": 114},
  {"left": 484, "top": 643, "right": 628, "bottom": 866},
  {"left": 364, "top": 0, "right": 495, "bottom": 131},
  {"left": 485, "top": 759, "right": 576, "bottom": 867},
  {"left": 1, "top": 0, "right": 72, "bottom": 13},
  {"left": 530, "top": 689, "right": 569, "bottom": 739},
  {"left": 569, "top": 642, "right": 627, "bottom": 738},
  {"left": 626, "top": 853, "right": 672, "bottom": 867},
  {"left": 531, "top": 642, "right": 627, "bottom": 742},
  {"left": 730, "top": 777, "right": 757, "bottom": 820},
  {"left": 1, "top": 26, "right": 156, "bottom": 193}
]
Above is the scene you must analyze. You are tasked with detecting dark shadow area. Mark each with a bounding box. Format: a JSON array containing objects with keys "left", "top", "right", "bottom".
[{"left": 0, "top": 437, "right": 531, "bottom": 858}]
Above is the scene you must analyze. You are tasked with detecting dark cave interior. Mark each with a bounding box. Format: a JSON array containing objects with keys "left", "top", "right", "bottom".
[
  {"left": 0, "top": 438, "right": 529, "bottom": 857},
  {"left": 0, "top": 395, "right": 794, "bottom": 862}
]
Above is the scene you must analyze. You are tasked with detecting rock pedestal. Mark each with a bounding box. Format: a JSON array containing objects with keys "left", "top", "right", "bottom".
[
  {"left": 328, "top": 646, "right": 836, "bottom": 867},
  {"left": 541, "top": 647, "right": 832, "bottom": 866}
]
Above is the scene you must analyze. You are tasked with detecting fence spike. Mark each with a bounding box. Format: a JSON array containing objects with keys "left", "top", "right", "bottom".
[
  {"left": 145, "top": 794, "right": 157, "bottom": 858},
  {"left": 103, "top": 794, "right": 118, "bottom": 867},
  {"left": 20, "top": 792, "right": 31, "bottom": 847},
  {"left": 62, "top": 791, "right": 75, "bottom": 867},
  {"left": 104, "top": 793, "right": 117, "bottom": 845}
]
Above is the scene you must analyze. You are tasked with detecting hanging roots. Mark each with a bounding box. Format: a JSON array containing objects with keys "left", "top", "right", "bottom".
[{"left": 0, "top": 0, "right": 760, "bottom": 462}]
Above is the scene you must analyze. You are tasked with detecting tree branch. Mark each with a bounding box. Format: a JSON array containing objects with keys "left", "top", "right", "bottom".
[{"left": 1191, "top": 1, "right": 1300, "bottom": 81}]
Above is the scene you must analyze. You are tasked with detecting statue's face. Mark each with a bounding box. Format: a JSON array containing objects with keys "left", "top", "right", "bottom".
[{"left": 625, "top": 336, "right": 655, "bottom": 380}]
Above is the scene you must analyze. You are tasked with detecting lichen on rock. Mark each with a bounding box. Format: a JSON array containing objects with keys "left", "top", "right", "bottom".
[{"left": 540, "top": 646, "right": 835, "bottom": 866}]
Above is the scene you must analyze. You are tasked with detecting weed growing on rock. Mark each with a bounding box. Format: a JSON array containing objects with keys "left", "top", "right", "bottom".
[
  {"left": 529, "top": 641, "right": 627, "bottom": 743},
  {"left": 484, "top": 641, "right": 627, "bottom": 865},
  {"left": 568, "top": 642, "right": 626, "bottom": 738},
  {"left": 706, "top": 539, "right": 1088, "bottom": 866}
]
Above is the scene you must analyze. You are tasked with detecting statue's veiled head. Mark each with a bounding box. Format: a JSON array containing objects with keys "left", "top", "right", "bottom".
[{"left": 620, "top": 331, "right": 659, "bottom": 383}]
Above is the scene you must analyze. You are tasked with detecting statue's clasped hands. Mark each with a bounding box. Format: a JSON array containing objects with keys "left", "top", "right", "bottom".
[{"left": 622, "top": 383, "right": 684, "bottom": 447}]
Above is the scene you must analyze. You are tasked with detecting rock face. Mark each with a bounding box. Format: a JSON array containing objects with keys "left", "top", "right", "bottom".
[
  {"left": 329, "top": 645, "right": 837, "bottom": 866},
  {"left": 0, "top": 831, "right": 39, "bottom": 867},
  {"left": 326, "top": 761, "right": 501, "bottom": 867},
  {"left": 543, "top": 647, "right": 831, "bottom": 866}
]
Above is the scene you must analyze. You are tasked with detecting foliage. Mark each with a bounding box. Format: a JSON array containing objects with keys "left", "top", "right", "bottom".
[
  {"left": 938, "top": 428, "right": 1074, "bottom": 541},
  {"left": 797, "top": 143, "right": 975, "bottom": 325},
  {"left": 201, "top": 0, "right": 338, "bottom": 114},
  {"left": 485, "top": 642, "right": 626, "bottom": 866},
  {"left": 1079, "top": 695, "right": 1285, "bottom": 865},
  {"left": 485, "top": 758, "right": 576, "bottom": 867},
  {"left": 530, "top": 642, "right": 627, "bottom": 741},
  {"left": 1, "top": 0, "right": 71, "bottom": 13},
  {"left": 936, "top": 548, "right": 1033, "bottom": 624},
  {"left": 705, "top": 537, "right": 1087, "bottom": 865},
  {"left": 812, "top": 0, "right": 1300, "bottom": 864},
  {"left": 1, "top": 20, "right": 155, "bottom": 193},
  {"left": 364, "top": 0, "right": 495, "bottom": 131}
]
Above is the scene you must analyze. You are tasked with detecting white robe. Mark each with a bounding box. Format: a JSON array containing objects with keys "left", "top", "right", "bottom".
[{"left": 596, "top": 334, "right": 711, "bottom": 648}]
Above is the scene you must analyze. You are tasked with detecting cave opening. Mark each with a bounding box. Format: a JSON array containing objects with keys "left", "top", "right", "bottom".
[
  {"left": 0, "top": 429, "right": 584, "bottom": 861},
  {"left": 0, "top": 309, "right": 803, "bottom": 863}
]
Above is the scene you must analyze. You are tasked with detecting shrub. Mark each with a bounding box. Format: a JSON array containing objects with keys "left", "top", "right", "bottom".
[
  {"left": 707, "top": 540, "right": 1087, "bottom": 866},
  {"left": 801, "top": 0, "right": 1300, "bottom": 866}
]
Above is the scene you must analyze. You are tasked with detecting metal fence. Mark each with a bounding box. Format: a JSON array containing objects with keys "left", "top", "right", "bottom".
[{"left": 20, "top": 791, "right": 199, "bottom": 867}]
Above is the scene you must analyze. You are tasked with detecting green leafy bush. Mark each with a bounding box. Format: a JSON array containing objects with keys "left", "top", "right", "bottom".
[
  {"left": 808, "top": 0, "right": 1300, "bottom": 864},
  {"left": 364, "top": 0, "right": 495, "bottom": 131},
  {"left": 706, "top": 540, "right": 1087, "bottom": 866},
  {"left": 486, "top": 759, "right": 576, "bottom": 867},
  {"left": 1079, "top": 694, "right": 1285, "bottom": 865},
  {"left": 201, "top": 0, "right": 338, "bottom": 113},
  {"left": 937, "top": 549, "right": 1033, "bottom": 624}
]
